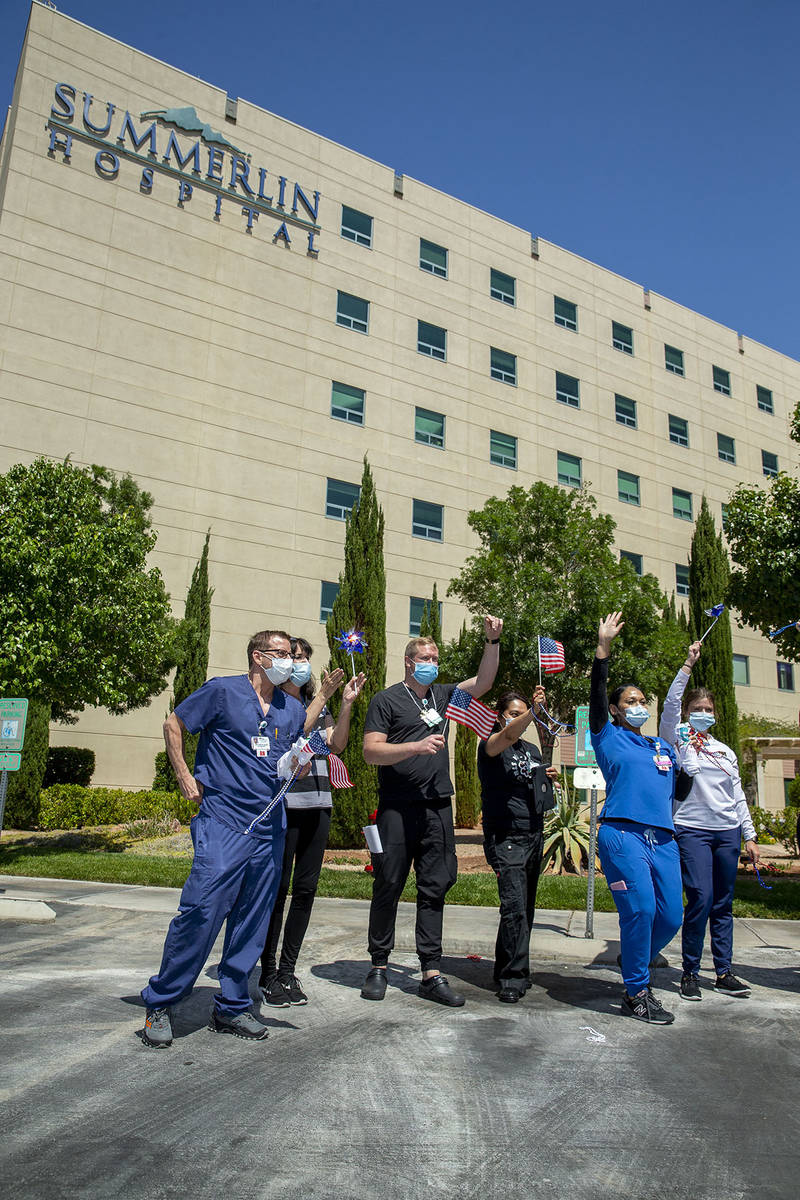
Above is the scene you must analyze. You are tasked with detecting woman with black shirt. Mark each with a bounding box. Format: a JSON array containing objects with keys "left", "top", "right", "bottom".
[{"left": 478, "top": 686, "right": 558, "bottom": 1003}]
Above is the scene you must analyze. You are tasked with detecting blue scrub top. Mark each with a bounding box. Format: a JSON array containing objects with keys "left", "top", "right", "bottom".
[
  {"left": 176, "top": 675, "right": 306, "bottom": 836},
  {"left": 592, "top": 720, "right": 677, "bottom": 831}
]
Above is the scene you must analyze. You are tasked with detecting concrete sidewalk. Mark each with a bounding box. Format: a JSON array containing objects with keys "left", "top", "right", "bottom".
[{"left": 2, "top": 872, "right": 799, "bottom": 965}]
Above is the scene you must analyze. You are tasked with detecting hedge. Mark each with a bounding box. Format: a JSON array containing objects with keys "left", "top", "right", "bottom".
[
  {"left": 43, "top": 747, "right": 96, "bottom": 788},
  {"left": 37, "top": 785, "right": 195, "bottom": 830}
]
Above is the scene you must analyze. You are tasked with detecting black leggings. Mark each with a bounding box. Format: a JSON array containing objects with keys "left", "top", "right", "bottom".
[{"left": 260, "top": 806, "right": 331, "bottom": 980}]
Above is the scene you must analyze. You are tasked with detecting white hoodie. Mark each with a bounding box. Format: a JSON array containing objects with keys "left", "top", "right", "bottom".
[{"left": 659, "top": 668, "right": 756, "bottom": 841}]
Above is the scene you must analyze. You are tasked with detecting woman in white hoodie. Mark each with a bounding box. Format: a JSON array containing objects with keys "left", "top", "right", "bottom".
[{"left": 659, "top": 641, "right": 759, "bottom": 1001}]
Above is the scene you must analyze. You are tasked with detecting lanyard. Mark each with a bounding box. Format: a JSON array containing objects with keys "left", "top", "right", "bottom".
[{"left": 402, "top": 683, "right": 438, "bottom": 715}]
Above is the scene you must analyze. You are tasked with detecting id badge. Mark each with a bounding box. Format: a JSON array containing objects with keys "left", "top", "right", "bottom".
[
  {"left": 653, "top": 754, "right": 671, "bottom": 773},
  {"left": 251, "top": 735, "right": 271, "bottom": 758},
  {"left": 420, "top": 708, "right": 443, "bottom": 728}
]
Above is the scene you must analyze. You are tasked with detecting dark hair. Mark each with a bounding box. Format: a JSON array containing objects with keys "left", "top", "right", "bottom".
[
  {"left": 609, "top": 683, "right": 640, "bottom": 725},
  {"left": 247, "top": 629, "right": 291, "bottom": 668},
  {"left": 683, "top": 686, "right": 715, "bottom": 720},
  {"left": 492, "top": 690, "right": 530, "bottom": 734},
  {"left": 290, "top": 635, "right": 316, "bottom": 707}
]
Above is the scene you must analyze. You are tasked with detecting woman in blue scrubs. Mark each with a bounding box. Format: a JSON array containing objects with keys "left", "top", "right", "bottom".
[{"left": 589, "top": 612, "right": 684, "bottom": 1025}]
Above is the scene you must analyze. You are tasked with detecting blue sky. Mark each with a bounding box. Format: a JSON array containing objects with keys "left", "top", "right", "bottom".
[{"left": 2, "top": 0, "right": 799, "bottom": 359}]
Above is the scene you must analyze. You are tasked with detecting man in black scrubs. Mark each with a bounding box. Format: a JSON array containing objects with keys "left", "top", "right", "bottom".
[{"left": 360, "top": 615, "right": 502, "bottom": 1006}]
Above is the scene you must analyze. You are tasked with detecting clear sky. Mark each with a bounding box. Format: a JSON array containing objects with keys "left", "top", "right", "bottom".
[{"left": 2, "top": 0, "right": 799, "bottom": 360}]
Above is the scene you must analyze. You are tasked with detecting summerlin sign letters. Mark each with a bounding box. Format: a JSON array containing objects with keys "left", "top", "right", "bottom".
[{"left": 45, "top": 84, "right": 322, "bottom": 254}]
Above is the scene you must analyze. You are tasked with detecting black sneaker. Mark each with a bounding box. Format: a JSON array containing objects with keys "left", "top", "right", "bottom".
[
  {"left": 360, "top": 967, "right": 387, "bottom": 1001},
  {"left": 211, "top": 1008, "right": 270, "bottom": 1040},
  {"left": 620, "top": 988, "right": 675, "bottom": 1025},
  {"left": 418, "top": 974, "right": 465, "bottom": 1008},
  {"left": 497, "top": 986, "right": 522, "bottom": 1004},
  {"left": 714, "top": 972, "right": 751, "bottom": 997},
  {"left": 278, "top": 974, "right": 308, "bottom": 1005},
  {"left": 680, "top": 973, "right": 702, "bottom": 1001},
  {"left": 142, "top": 1006, "right": 173, "bottom": 1048},
  {"left": 260, "top": 974, "right": 291, "bottom": 1008}
]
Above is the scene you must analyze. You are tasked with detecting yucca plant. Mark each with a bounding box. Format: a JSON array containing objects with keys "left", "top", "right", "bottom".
[{"left": 541, "top": 773, "right": 595, "bottom": 876}]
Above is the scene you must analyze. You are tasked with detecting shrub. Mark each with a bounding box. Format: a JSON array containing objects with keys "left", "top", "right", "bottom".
[
  {"left": 542, "top": 776, "right": 594, "bottom": 875},
  {"left": 751, "top": 805, "right": 799, "bottom": 855},
  {"left": 37, "top": 785, "right": 195, "bottom": 830},
  {"left": 750, "top": 806, "right": 777, "bottom": 845},
  {"left": 787, "top": 776, "right": 800, "bottom": 808},
  {"left": 123, "top": 813, "right": 182, "bottom": 841},
  {"left": 4, "top": 698, "right": 51, "bottom": 828},
  {"left": 43, "top": 747, "right": 96, "bottom": 787}
]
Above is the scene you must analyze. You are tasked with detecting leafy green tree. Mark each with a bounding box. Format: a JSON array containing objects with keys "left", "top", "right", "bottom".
[
  {"left": 0, "top": 457, "right": 176, "bottom": 816},
  {"left": 687, "top": 496, "right": 740, "bottom": 759},
  {"left": 737, "top": 711, "right": 799, "bottom": 801},
  {"left": 153, "top": 531, "right": 214, "bottom": 790},
  {"left": 325, "top": 457, "right": 386, "bottom": 847},
  {"left": 725, "top": 399, "right": 800, "bottom": 662},
  {"left": 445, "top": 482, "right": 686, "bottom": 720}
]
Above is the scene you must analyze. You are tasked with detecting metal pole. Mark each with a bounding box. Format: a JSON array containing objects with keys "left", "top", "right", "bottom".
[
  {"left": 0, "top": 769, "right": 8, "bottom": 840},
  {"left": 584, "top": 784, "right": 598, "bottom": 938}
]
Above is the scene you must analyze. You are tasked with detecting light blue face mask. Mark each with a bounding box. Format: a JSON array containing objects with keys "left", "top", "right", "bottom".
[
  {"left": 412, "top": 660, "right": 439, "bottom": 685},
  {"left": 623, "top": 704, "right": 650, "bottom": 728},
  {"left": 290, "top": 660, "right": 312, "bottom": 686},
  {"left": 688, "top": 710, "right": 715, "bottom": 732}
]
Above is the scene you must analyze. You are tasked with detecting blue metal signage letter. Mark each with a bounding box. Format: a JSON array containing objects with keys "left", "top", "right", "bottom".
[
  {"left": 163, "top": 131, "right": 201, "bottom": 174},
  {"left": 276, "top": 176, "right": 287, "bottom": 208},
  {"left": 47, "top": 127, "right": 72, "bottom": 160},
  {"left": 241, "top": 206, "right": 259, "bottom": 232},
  {"left": 291, "top": 184, "right": 320, "bottom": 222},
  {"left": 140, "top": 168, "right": 154, "bottom": 194},
  {"left": 82, "top": 93, "right": 115, "bottom": 136},
  {"left": 257, "top": 168, "right": 273, "bottom": 204},
  {"left": 51, "top": 83, "right": 75, "bottom": 120},
  {"left": 206, "top": 148, "right": 224, "bottom": 182},
  {"left": 178, "top": 180, "right": 193, "bottom": 206},
  {"left": 117, "top": 112, "right": 158, "bottom": 155},
  {"left": 95, "top": 150, "right": 120, "bottom": 179},
  {"left": 229, "top": 156, "right": 255, "bottom": 196},
  {"left": 273, "top": 221, "right": 291, "bottom": 246}
]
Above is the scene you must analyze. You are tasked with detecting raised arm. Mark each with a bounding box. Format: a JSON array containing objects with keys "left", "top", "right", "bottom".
[
  {"left": 590, "top": 612, "right": 623, "bottom": 734},
  {"left": 304, "top": 667, "right": 345, "bottom": 734},
  {"left": 485, "top": 685, "right": 544, "bottom": 758},
  {"left": 659, "top": 641, "right": 701, "bottom": 745},
  {"left": 458, "top": 615, "right": 503, "bottom": 698}
]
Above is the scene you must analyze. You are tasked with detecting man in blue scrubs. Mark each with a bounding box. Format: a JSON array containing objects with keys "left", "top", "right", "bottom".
[{"left": 140, "top": 629, "right": 307, "bottom": 1046}]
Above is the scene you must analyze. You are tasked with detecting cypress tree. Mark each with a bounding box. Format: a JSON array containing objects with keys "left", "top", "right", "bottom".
[
  {"left": 447, "top": 622, "right": 481, "bottom": 828},
  {"left": 419, "top": 582, "right": 442, "bottom": 645},
  {"left": 326, "top": 457, "right": 386, "bottom": 847},
  {"left": 687, "top": 496, "right": 740, "bottom": 759},
  {"left": 5, "top": 697, "right": 51, "bottom": 828},
  {"left": 153, "top": 531, "right": 214, "bottom": 789}
]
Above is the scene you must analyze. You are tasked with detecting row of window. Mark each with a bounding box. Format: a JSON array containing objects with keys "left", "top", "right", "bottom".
[
  {"left": 336, "top": 209, "right": 779, "bottom": 415},
  {"left": 732, "top": 654, "right": 794, "bottom": 691}
]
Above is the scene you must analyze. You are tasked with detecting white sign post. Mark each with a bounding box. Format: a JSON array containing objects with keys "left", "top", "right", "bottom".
[{"left": 574, "top": 765, "right": 606, "bottom": 938}]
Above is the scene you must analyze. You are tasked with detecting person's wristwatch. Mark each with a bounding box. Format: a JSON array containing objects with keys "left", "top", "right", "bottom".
[{"left": 485, "top": 637, "right": 500, "bottom": 644}]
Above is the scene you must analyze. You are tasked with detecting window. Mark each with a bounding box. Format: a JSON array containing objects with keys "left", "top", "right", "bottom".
[
  {"left": 490, "top": 347, "right": 517, "bottom": 385},
  {"left": 669, "top": 414, "right": 689, "bottom": 447},
  {"left": 757, "top": 385, "right": 774, "bottom": 414},
  {"left": 620, "top": 550, "right": 642, "bottom": 575},
  {"left": 762, "top": 450, "right": 778, "bottom": 477},
  {"left": 665, "top": 344, "right": 684, "bottom": 376},
  {"left": 555, "top": 371, "right": 580, "bottom": 408},
  {"left": 713, "top": 366, "right": 731, "bottom": 396},
  {"left": 409, "top": 596, "right": 443, "bottom": 636},
  {"left": 672, "top": 488, "right": 693, "bottom": 521},
  {"left": 412, "top": 499, "right": 443, "bottom": 541},
  {"left": 615, "top": 394, "right": 637, "bottom": 429},
  {"left": 336, "top": 290, "right": 369, "bottom": 333},
  {"left": 490, "top": 268, "right": 515, "bottom": 305},
  {"left": 618, "top": 470, "right": 640, "bottom": 505},
  {"left": 340, "top": 205, "right": 372, "bottom": 247},
  {"left": 417, "top": 320, "right": 447, "bottom": 360},
  {"left": 721, "top": 503, "right": 730, "bottom": 532},
  {"left": 320, "top": 581, "right": 339, "bottom": 621},
  {"left": 557, "top": 451, "right": 582, "bottom": 488},
  {"left": 717, "top": 433, "right": 736, "bottom": 464},
  {"left": 612, "top": 321, "right": 634, "bottom": 355},
  {"left": 732, "top": 654, "right": 750, "bottom": 686},
  {"left": 777, "top": 662, "right": 795, "bottom": 692},
  {"left": 675, "top": 564, "right": 690, "bottom": 596},
  {"left": 490, "top": 430, "right": 517, "bottom": 469},
  {"left": 326, "top": 478, "right": 360, "bottom": 520},
  {"left": 554, "top": 295, "right": 577, "bottom": 331},
  {"left": 331, "top": 381, "right": 365, "bottom": 425},
  {"left": 419, "top": 238, "right": 448, "bottom": 278},
  {"left": 415, "top": 407, "right": 445, "bottom": 449}
]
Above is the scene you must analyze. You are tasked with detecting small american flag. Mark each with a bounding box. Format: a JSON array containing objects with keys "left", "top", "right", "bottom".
[
  {"left": 444, "top": 687, "right": 497, "bottom": 740},
  {"left": 302, "top": 729, "right": 353, "bottom": 789},
  {"left": 538, "top": 636, "right": 565, "bottom": 675}
]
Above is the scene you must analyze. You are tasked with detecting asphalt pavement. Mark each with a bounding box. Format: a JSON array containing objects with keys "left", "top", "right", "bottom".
[{"left": 1, "top": 874, "right": 799, "bottom": 1200}]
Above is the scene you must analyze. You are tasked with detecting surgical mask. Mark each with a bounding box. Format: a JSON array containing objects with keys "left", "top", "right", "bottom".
[
  {"left": 290, "top": 661, "right": 312, "bottom": 686},
  {"left": 688, "top": 711, "right": 715, "bottom": 732},
  {"left": 412, "top": 661, "right": 439, "bottom": 685},
  {"left": 262, "top": 656, "right": 293, "bottom": 685},
  {"left": 623, "top": 704, "right": 650, "bottom": 728}
]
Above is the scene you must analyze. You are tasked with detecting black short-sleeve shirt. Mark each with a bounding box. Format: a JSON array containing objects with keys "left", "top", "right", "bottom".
[
  {"left": 477, "top": 737, "right": 555, "bottom": 836},
  {"left": 364, "top": 681, "right": 456, "bottom": 802}
]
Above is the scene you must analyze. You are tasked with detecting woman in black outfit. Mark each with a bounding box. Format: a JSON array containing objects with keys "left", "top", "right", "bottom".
[{"left": 478, "top": 686, "right": 558, "bottom": 1003}]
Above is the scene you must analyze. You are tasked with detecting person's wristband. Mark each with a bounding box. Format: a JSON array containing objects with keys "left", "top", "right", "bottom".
[{"left": 485, "top": 637, "right": 500, "bottom": 644}]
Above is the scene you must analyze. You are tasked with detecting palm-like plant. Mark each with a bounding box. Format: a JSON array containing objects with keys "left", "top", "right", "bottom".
[{"left": 541, "top": 774, "right": 594, "bottom": 875}]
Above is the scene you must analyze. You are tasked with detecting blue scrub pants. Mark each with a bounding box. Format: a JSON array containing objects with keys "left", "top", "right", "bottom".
[
  {"left": 675, "top": 825, "right": 741, "bottom": 977},
  {"left": 597, "top": 819, "right": 683, "bottom": 995},
  {"left": 141, "top": 811, "right": 284, "bottom": 1015}
]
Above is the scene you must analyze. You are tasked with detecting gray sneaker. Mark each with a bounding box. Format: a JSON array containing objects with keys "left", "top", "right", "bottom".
[
  {"left": 142, "top": 1006, "right": 173, "bottom": 1048},
  {"left": 210, "top": 1007, "right": 270, "bottom": 1040}
]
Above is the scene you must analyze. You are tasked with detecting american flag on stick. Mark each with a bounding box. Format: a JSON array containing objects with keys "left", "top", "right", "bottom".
[
  {"left": 328, "top": 753, "right": 353, "bottom": 789},
  {"left": 444, "top": 687, "right": 497, "bottom": 741},
  {"left": 538, "top": 636, "right": 566, "bottom": 676}
]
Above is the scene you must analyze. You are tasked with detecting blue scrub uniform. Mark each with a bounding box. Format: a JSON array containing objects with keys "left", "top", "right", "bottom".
[
  {"left": 141, "top": 675, "right": 306, "bottom": 1015},
  {"left": 590, "top": 659, "right": 683, "bottom": 995}
]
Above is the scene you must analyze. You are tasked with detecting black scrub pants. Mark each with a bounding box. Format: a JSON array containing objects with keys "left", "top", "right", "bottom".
[
  {"left": 260, "top": 806, "right": 331, "bottom": 981},
  {"left": 483, "top": 829, "right": 544, "bottom": 988},
  {"left": 368, "top": 800, "right": 458, "bottom": 971}
]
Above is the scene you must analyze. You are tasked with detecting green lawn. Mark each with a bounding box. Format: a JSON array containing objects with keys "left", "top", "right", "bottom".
[{"left": 1, "top": 842, "right": 797, "bottom": 918}]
